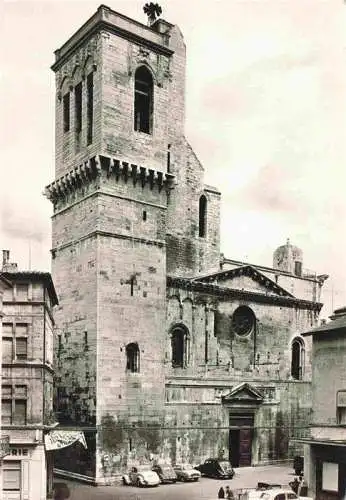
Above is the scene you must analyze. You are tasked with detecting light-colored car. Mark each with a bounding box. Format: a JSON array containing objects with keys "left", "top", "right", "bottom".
[
  {"left": 122, "top": 465, "right": 160, "bottom": 487},
  {"left": 173, "top": 463, "right": 201, "bottom": 482},
  {"left": 246, "top": 487, "right": 313, "bottom": 500}
]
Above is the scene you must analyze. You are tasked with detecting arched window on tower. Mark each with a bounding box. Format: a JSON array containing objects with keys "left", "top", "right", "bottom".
[
  {"left": 171, "top": 325, "right": 190, "bottom": 368},
  {"left": 291, "top": 337, "right": 305, "bottom": 380},
  {"left": 199, "top": 195, "right": 207, "bottom": 238},
  {"left": 134, "top": 66, "right": 153, "bottom": 134},
  {"left": 126, "top": 342, "right": 140, "bottom": 373}
]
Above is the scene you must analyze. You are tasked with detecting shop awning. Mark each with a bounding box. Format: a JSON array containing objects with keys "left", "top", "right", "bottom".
[{"left": 44, "top": 430, "right": 87, "bottom": 451}]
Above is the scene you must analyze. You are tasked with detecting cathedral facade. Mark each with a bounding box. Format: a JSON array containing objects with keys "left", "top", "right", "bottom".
[{"left": 45, "top": 5, "right": 327, "bottom": 483}]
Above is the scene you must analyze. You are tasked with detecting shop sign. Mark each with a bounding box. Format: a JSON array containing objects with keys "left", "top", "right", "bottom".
[{"left": 0, "top": 435, "right": 10, "bottom": 459}]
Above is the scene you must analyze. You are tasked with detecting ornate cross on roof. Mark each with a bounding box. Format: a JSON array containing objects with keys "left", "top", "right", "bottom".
[{"left": 143, "top": 2, "right": 162, "bottom": 26}]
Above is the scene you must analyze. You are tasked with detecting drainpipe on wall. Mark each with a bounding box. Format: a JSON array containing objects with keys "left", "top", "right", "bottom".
[
  {"left": 43, "top": 286, "right": 46, "bottom": 424},
  {"left": 253, "top": 318, "right": 258, "bottom": 369},
  {"left": 204, "top": 304, "right": 209, "bottom": 367}
]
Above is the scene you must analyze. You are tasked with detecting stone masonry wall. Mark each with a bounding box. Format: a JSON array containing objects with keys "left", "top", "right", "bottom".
[
  {"left": 162, "top": 283, "right": 316, "bottom": 465},
  {"left": 161, "top": 381, "right": 311, "bottom": 466},
  {"left": 52, "top": 199, "right": 98, "bottom": 425},
  {"left": 55, "top": 33, "right": 103, "bottom": 179},
  {"left": 101, "top": 33, "right": 172, "bottom": 171},
  {"left": 95, "top": 235, "right": 166, "bottom": 480},
  {"left": 166, "top": 141, "right": 221, "bottom": 277},
  {"left": 166, "top": 287, "right": 315, "bottom": 380}
]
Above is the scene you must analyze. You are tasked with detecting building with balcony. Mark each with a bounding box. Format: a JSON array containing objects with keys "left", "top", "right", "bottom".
[
  {"left": 301, "top": 307, "right": 346, "bottom": 500},
  {"left": 1, "top": 250, "right": 58, "bottom": 500}
]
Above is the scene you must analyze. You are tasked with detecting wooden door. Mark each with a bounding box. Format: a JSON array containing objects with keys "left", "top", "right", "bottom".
[
  {"left": 229, "top": 413, "right": 254, "bottom": 467},
  {"left": 239, "top": 428, "right": 252, "bottom": 466},
  {"left": 229, "top": 430, "right": 240, "bottom": 467}
]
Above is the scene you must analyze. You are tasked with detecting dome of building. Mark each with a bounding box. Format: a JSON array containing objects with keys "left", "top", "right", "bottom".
[{"left": 273, "top": 239, "right": 303, "bottom": 276}]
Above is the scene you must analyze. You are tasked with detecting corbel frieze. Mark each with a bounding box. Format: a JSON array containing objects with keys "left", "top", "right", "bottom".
[
  {"left": 44, "top": 157, "right": 101, "bottom": 204},
  {"left": 99, "top": 154, "right": 175, "bottom": 192},
  {"left": 45, "top": 155, "right": 176, "bottom": 205}
]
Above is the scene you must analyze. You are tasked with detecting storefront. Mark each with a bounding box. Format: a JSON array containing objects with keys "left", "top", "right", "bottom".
[
  {"left": 2, "top": 444, "right": 46, "bottom": 500},
  {"left": 303, "top": 440, "right": 346, "bottom": 500}
]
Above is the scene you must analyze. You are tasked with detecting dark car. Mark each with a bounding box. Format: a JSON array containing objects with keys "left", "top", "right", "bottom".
[
  {"left": 195, "top": 458, "right": 234, "bottom": 479},
  {"left": 152, "top": 463, "right": 178, "bottom": 484}
]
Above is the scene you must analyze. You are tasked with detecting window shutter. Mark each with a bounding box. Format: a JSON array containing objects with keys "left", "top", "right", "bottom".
[
  {"left": 14, "top": 400, "right": 27, "bottom": 425},
  {"left": 2, "top": 338, "right": 13, "bottom": 361},
  {"left": 16, "top": 338, "right": 28, "bottom": 359},
  {"left": 1, "top": 401, "right": 12, "bottom": 424},
  {"left": 3, "top": 461, "right": 21, "bottom": 490},
  {"left": 16, "top": 284, "right": 28, "bottom": 300}
]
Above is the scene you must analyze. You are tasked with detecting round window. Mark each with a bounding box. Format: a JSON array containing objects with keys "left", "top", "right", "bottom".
[{"left": 231, "top": 306, "right": 255, "bottom": 336}]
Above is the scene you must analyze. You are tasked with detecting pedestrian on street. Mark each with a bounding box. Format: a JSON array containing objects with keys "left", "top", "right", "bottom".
[
  {"left": 53, "top": 482, "right": 70, "bottom": 500},
  {"left": 225, "top": 485, "right": 235, "bottom": 499},
  {"left": 218, "top": 486, "right": 225, "bottom": 498},
  {"left": 289, "top": 477, "right": 300, "bottom": 494}
]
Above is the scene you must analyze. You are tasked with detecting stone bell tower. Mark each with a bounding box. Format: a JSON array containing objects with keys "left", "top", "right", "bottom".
[
  {"left": 45, "top": 3, "right": 221, "bottom": 482},
  {"left": 44, "top": 4, "right": 190, "bottom": 482}
]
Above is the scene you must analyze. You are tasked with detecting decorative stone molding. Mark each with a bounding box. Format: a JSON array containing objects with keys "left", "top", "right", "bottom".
[
  {"left": 56, "top": 34, "right": 100, "bottom": 97},
  {"left": 156, "top": 54, "right": 172, "bottom": 86},
  {"left": 127, "top": 44, "right": 171, "bottom": 87},
  {"left": 45, "top": 155, "right": 175, "bottom": 205}
]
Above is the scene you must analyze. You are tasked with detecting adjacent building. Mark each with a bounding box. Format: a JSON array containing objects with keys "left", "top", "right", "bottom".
[
  {"left": 301, "top": 307, "right": 346, "bottom": 500},
  {"left": 1, "top": 250, "right": 58, "bottom": 500},
  {"left": 0, "top": 272, "right": 12, "bottom": 493},
  {"left": 44, "top": 5, "right": 328, "bottom": 484}
]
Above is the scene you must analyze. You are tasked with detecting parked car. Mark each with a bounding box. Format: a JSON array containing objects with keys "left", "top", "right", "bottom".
[
  {"left": 173, "top": 463, "right": 201, "bottom": 482},
  {"left": 152, "top": 463, "right": 178, "bottom": 483},
  {"left": 245, "top": 487, "right": 313, "bottom": 500},
  {"left": 195, "top": 458, "right": 234, "bottom": 479},
  {"left": 122, "top": 465, "right": 160, "bottom": 487}
]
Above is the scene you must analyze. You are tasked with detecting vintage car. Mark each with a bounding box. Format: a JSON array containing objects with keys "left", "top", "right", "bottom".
[
  {"left": 152, "top": 463, "right": 178, "bottom": 483},
  {"left": 245, "top": 487, "right": 313, "bottom": 500},
  {"left": 209, "top": 484, "right": 314, "bottom": 500},
  {"left": 122, "top": 465, "right": 160, "bottom": 487},
  {"left": 195, "top": 458, "right": 235, "bottom": 479},
  {"left": 173, "top": 463, "right": 201, "bottom": 482}
]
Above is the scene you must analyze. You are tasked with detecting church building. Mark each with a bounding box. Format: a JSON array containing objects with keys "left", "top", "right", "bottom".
[{"left": 44, "top": 4, "right": 328, "bottom": 484}]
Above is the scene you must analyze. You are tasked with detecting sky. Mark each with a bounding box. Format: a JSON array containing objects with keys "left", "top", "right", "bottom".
[{"left": 1, "top": 0, "right": 346, "bottom": 318}]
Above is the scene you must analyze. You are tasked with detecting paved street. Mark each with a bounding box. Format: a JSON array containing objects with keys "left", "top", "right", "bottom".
[{"left": 61, "top": 465, "right": 296, "bottom": 500}]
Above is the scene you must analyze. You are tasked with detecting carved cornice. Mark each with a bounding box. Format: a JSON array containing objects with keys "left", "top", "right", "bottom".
[
  {"left": 52, "top": 17, "right": 173, "bottom": 73},
  {"left": 44, "top": 158, "right": 100, "bottom": 204},
  {"left": 45, "top": 155, "right": 175, "bottom": 204},
  {"left": 167, "top": 276, "right": 323, "bottom": 312},
  {"left": 101, "top": 155, "right": 175, "bottom": 191}
]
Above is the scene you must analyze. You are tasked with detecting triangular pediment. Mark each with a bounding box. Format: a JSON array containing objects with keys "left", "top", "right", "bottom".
[
  {"left": 195, "top": 266, "right": 293, "bottom": 298},
  {"left": 222, "top": 383, "right": 264, "bottom": 403}
]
